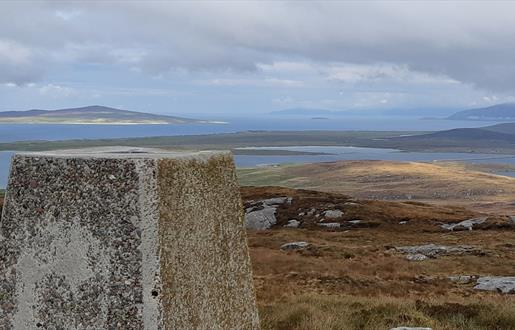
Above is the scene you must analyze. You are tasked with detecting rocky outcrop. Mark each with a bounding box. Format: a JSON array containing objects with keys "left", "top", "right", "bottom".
[
  {"left": 405, "top": 254, "right": 428, "bottom": 261},
  {"left": 441, "top": 217, "right": 487, "bottom": 231},
  {"left": 280, "top": 242, "right": 309, "bottom": 250},
  {"left": 474, "top": 276, "right": 515, "bottom": 294},
  {"left": 323, "top": 209, "right": 344, "bottom": 218},
  {"left": 448, "top": 275, "right": 477, "bottom": 284},
  {"left": 395, "top": 244, "right": 483, "bottom": 259},
  {"left": 245, "top": 207, "right": 278, "bottom": 230},
  {"left": 284, "top": 219, "right": 300, "bottom": 228},
  {"left": 245, "top": 196, "right": 292, "bottom": 230},
  {"left": 318, "top": 222, "right": 341, "bottom": 228}
]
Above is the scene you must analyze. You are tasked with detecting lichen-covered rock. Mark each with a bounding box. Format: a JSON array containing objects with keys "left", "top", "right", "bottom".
[
  {"left": 441, "top": 217, "right": 487, "bottom": 231},
  {"left": 405, "top": 254, "right": 428, "bottom": 261},
  {"left": 395, "top": 244, "right": 482, "bottom": 258},
  {"left": 448, "top": 275, "right": 477, "bottom": 284},
  {"left": 245, "top": 206, "right": 277, "bottom": 230},
  {"left": 318, "top": 222, "right": 341, "bottom": 228},
  {"left": 284, "top": 219, "right": 300, "bottom": 228},
  {"left": 280, "top": 242, "right": 309, "bottom": 250},
  {"left": 244, "top": 196, "right": 292, "bottom": 230},
  {"left": 0, "top": 147, "right": 260, "bottom": 330},
  {"left": 474, "top": 276, "right": 515, "bottom": 294},
  {"left": 323, "top": 209, "right": 344, "bottom": 218}
]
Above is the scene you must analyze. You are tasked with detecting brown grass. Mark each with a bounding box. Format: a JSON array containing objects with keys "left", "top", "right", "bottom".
[
  {"left": 238, "top": 160, "right": 515, "bottom": 214},
  {"left": 244, "top": 186, "right": 515, "bottom": 329}
]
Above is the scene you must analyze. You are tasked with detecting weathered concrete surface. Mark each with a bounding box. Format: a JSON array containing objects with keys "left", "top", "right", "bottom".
[{"left": 0, "top": 147, "right": 260, "bottom": 330}]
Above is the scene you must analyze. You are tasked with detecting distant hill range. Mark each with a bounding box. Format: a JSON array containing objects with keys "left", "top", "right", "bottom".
[
  {"left": 0, "top": 105, "right": 211, "bottom": 125},
  {"left": 271, "top": 107, "right": 457, "bottom": 117},
  {"left": 447, "top": 103, "right": 515, "bottom": 121},
  {"left": 386, "top": 122, "right": 515, "bottom": 152}
]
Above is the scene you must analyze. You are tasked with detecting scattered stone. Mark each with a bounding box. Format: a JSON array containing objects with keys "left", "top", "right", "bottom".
[
  {"left": 284, "top": 219, "right": 300, "bottom": 228},
  {"left": 348, "top": 220, "right": 362, "bottom": 224},
  {"left": 318, "top": 222, "right": 341, "bottom": 228},
  {"left": 448, "top": 275, "right": 477, "bottom": 284},
  {"left": 391, "top": 327, "right": 432, "bottom": 330},
  {"left": 399, "top": 221, "right": 408, "bottom": 225},
  {"left": 395, "top": 244, "right": 482, "bottom": 258},
  {"left": 298, "top": 212, "right": 305, "bottom": 216},
  {"left": 307, "top": 208, "right": 316, "bottom": 216},
  {"left": 280, "top": 242, "right": 309, "bottom": 250},
  {"left": 323, "top": 209, "right": 344, "bottom": 218},
  {"left": 441, "top": 217, "right": 487, "bottom": 231},
  {"left": 474, "top": 276, "right": 515, "bottom": 294},
  {"left": 405, "top": 254, "right": 428, "bottom": 261},
  {"left": 510, "top": 216, "right": 515, "bottom": 224},
  {"left": 344, "top": 202, "right": 359, "bottom": 206}
]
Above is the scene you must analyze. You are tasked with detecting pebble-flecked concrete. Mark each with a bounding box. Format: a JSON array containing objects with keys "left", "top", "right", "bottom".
[{"left": 0, "top": 147, "right": 260, "bottom": 330}]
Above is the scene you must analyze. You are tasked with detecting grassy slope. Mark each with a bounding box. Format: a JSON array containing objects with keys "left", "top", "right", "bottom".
[
  {"left": 244, "top": 187, "right": 515, "bottom": 330},
  {"left": 238, "top": 160, "right": 515, "bottom": 214}
]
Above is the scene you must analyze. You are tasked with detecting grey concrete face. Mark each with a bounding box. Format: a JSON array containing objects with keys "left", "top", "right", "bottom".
[{"left": 0, "top": 147, "right": 260, "bottom": 330}]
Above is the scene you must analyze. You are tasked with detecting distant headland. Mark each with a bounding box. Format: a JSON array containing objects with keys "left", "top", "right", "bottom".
[{"left": 0, "top": 105, "right": 223, "bottom": 125}]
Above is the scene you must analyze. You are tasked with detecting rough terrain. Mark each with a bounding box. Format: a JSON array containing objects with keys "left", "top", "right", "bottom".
[
  {"left": 242, "top": 186, "right": 515, "bottom": 330},
  {"left": 1, "top": 177, "right": 514, "bottom": 329},
  {"left": 238, "top": 160, "right": 515, "bottom": 214}
]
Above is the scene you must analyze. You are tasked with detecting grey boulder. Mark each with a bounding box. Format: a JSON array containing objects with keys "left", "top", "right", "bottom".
[
  {"left": 474, "top": 276, "right": 515, "bottom": 294},
  {"left": 245, "top": 207, "right": 277, "bottom": 230},
  {"left": 405, "top": 254, "right": 428, "bottom": 261},
  {"left": 284, "top": 219, "right": 300, "bottom": 228},
  {"left": 280, "top": 242, "right": 309, "bottom": 250},
  {"left": 318, "top": 222, "right": 341, "bottom": 228},
  {"left": 245, "top": 196, "right": 292, "bottom": 230},
  {"left": 441, "top": 217, "right": 487, "bottom": 231},
  {"left": 395, "top": 244, "right": 481, "bottom": 258},
  {"left": 323, "top": 209, "right": 344, "bottom": 218}
]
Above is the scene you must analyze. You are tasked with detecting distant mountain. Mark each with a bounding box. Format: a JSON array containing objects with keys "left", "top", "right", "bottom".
[
  {"left": 0, "top": 105, "right": 210, "bottom": 125},
  {"left": 271, "top": 107, "right": 458, "bottom": 118},
  {"left": 385, "top": 122, "right": 515, "bottom": 152},
  {"left": 447, "top": 103, "right": 515, "bottom": 121},
  {"left": 482, "top": 122, "right": 515, "bottom": 135}
]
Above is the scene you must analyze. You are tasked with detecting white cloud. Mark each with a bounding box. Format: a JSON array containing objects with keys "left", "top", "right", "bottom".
[
  {"left": 326, "top": 64, "right": 458, "bottom": 85},
  {"left": 202, "top": 78, "right": 304, "bottom": 88},
  {"left": 55, "top": 10, "right": 81, "bottom": 21},
  {"left": 38, "top": 84, "right": 76, "bottom": 98}
]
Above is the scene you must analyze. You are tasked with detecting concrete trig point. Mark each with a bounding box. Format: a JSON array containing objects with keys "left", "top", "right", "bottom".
[{"left": 0, "top": 147, "right": 260, "bottom": 330}]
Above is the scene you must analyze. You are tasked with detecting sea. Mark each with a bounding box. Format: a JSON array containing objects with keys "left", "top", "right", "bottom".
[{"left": 0, "top": 116, "right": 513, "bottom": 188}]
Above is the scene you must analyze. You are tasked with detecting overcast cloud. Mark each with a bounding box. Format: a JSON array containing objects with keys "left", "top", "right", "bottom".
[{"left": 1, "top": 1, "right": 514, "bottom": 114}]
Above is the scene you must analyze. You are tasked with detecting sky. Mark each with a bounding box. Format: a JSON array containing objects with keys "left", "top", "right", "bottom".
[{"left": 1, "top": 1, "right": 515, "bottom": 116}]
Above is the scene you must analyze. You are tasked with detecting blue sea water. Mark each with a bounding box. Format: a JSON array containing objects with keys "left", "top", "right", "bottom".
[
  {"left": 0, "top": 116, "right": 512, "bottom": 188},
  {"left": 0, "top": 116, "right": 500, "bottom": 143}
]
